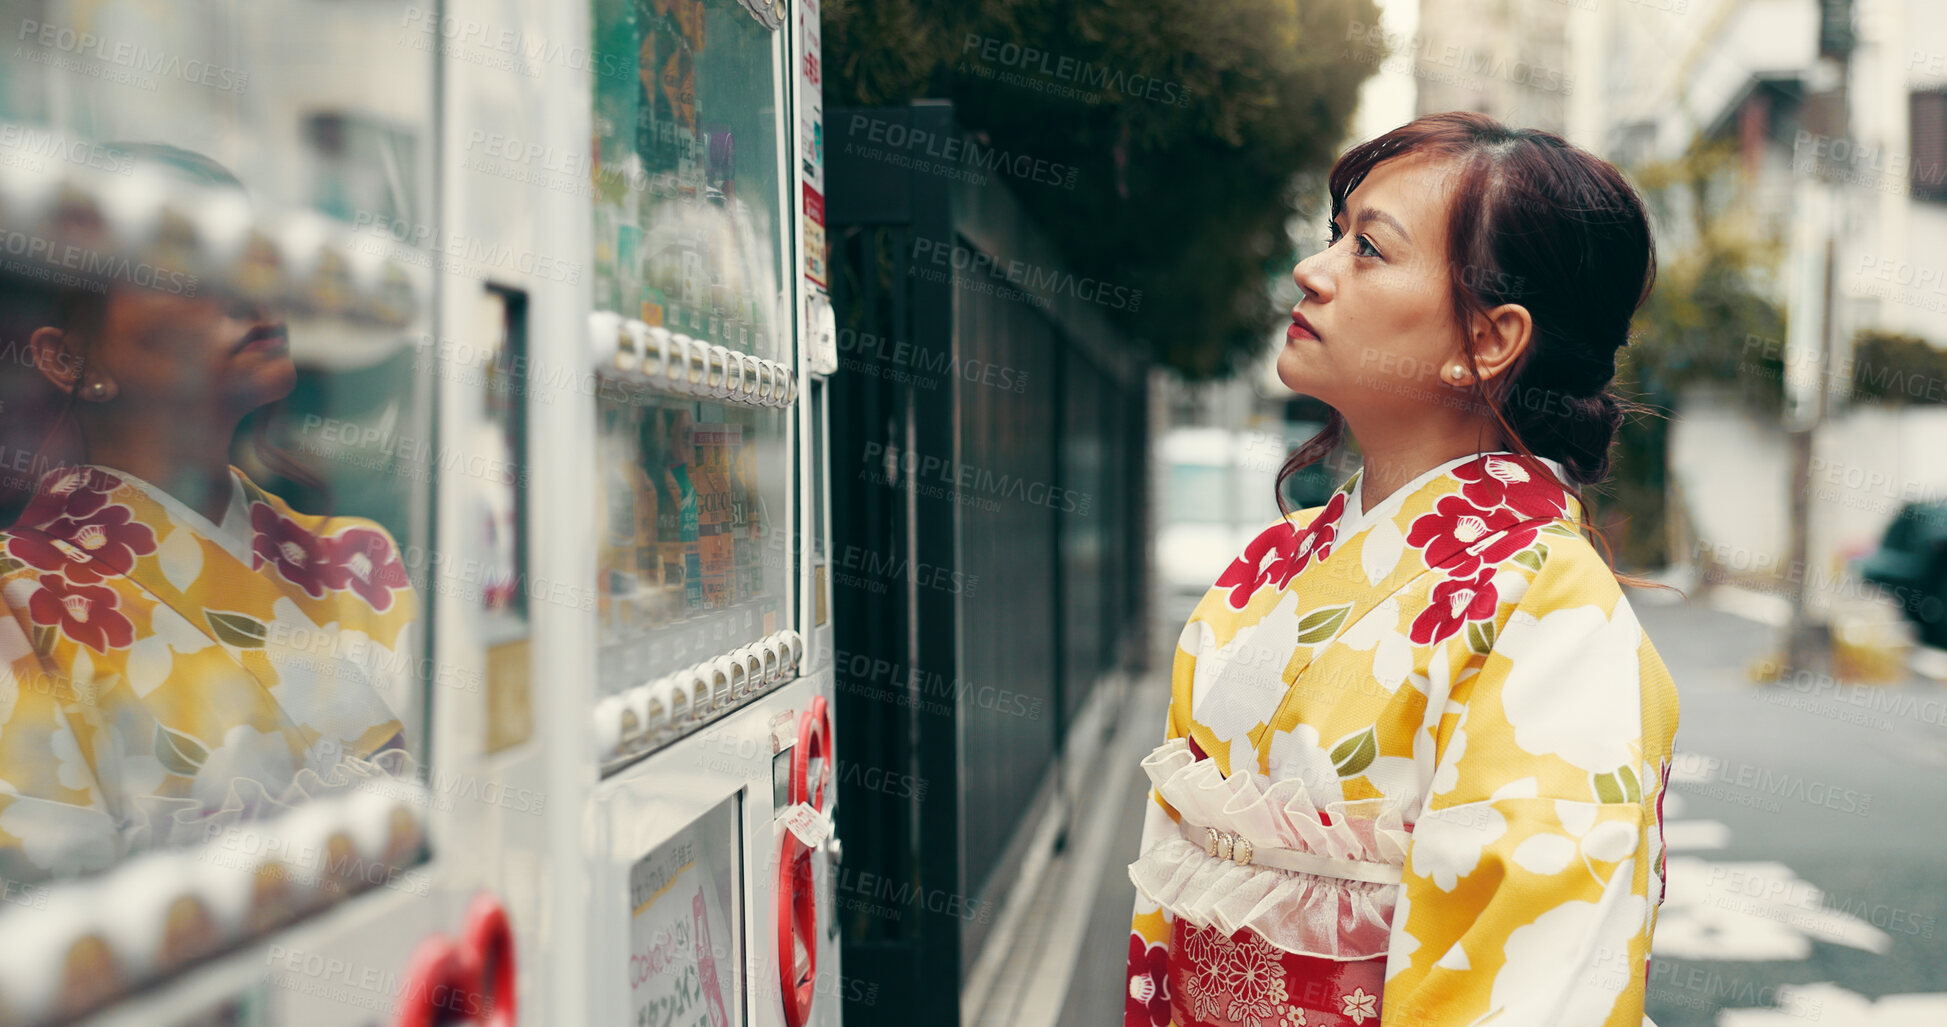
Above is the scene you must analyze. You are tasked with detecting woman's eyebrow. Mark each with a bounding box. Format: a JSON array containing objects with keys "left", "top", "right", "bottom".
[{"left": 1354, "top": 207, "right": 1412, "bottom": 243}]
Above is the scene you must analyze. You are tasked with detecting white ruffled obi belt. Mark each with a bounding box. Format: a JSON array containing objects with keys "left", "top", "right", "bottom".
[{"left": 1127, "top": 736, "right": 1410, "bottom": 959}]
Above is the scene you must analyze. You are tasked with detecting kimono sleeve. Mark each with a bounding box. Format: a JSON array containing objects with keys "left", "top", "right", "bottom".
[
  {"left": 1381, "top": 544, "right": 1679, "bottom": 1027},
  {"left": 0, "top": 574, "right": 120, "bottom": 885},
  {"left": 1125, "top": 689, "right": 1185, "bottom": 1027}
]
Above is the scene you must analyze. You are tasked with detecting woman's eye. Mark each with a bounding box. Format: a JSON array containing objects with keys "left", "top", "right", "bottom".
[{"left": 1355, "top": 235, "right": 1381, "bottom": 258}]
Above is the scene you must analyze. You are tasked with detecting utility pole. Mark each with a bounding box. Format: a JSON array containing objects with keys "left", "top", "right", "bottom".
[{"left": 1781, "top": 0, "right": 1855, "bottom": 679}]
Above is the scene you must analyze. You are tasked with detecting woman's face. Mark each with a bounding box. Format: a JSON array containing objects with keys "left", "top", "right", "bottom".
[
  {"left": 78, "top": 286, "right": 293, "bottom": 415},
  {"left": 1279, "top": 153, "right": 1468, "bottom": 418}
]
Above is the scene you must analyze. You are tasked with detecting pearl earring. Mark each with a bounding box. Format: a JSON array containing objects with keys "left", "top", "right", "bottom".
[
  {"left": 87, "top": 380, "right": 108, "bottom": 399},
  {"left": 1448, "top": 366, "right": 1465, "bottom": 382}
]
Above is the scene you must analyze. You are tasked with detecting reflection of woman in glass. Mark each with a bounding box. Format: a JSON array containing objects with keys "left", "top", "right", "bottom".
[{"left": 0, "top": 147, "right": 417, "bottom": 883}]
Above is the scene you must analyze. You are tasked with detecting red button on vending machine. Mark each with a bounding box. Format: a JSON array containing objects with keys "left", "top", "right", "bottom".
[
  {"left": 777, "top": 695, "right": 833, "bottom": 1027},
  {"left": 395, "top": 893, "right": 515, "bottom": 1027}
]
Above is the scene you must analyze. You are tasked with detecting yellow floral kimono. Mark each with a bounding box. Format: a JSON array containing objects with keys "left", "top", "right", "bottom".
[
  {"left": 1126, "top": 451, "right": 1679, "bottom": 1027},
  {"left": 0, "top": 464, "right": 419, "bottom": 884}
]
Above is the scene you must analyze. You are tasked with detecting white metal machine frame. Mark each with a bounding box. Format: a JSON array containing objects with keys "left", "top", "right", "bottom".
[{"left": 0, "top": 1, "right": 841, "bottom": 1024}]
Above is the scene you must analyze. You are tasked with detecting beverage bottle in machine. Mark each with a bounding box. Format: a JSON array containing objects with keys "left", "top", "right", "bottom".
[
  {"left": 665, "top": 409, "right": 703, "bottom": 613},
  {"left": 695, "top": 423, "right": 732, "bottom": 609},
  {"left": 598, "top": 402, "right": 643, "bottom": 635}
]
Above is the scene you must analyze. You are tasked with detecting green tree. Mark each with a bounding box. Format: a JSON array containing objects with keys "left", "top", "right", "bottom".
[
  {"left": 1606, "top": 136, "right": 1787, "bottom": 568},
  {"left": 822, "top": 0, "right": 1382, "bottom": 379}
]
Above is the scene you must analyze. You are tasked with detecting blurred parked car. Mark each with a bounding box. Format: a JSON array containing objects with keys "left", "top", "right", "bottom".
[
  {"left": 1856, "top": 500, "right": 1947, "bottom": 649},
  {"left": 1155, "top": 424, "right": 1339, "bottom": 596}
]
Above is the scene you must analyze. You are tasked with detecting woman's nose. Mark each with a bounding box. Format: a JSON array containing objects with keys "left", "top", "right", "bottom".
[{"left": 1292, "top": 250, "right": 1329, "bottom": 303}]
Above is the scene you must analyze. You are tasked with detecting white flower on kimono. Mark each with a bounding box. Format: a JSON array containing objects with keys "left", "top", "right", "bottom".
[
  {"left": 1385, "top": 883, "right": 1417, "bottom": 979},
  {"left": 0, "top": 668, "right": 15, "bottom": 733},
  {"left": 1409, "top": 799, "right": 1508, "bottom": 891},
  {"left": 1422, "top": 703, "right": 1469, "bottom": 798},
  {"left": 1279, "top": 1005, "right": 1307, "bottom": 1026},
  {"left": 50, "top": 720, "right": 95, "bottom": 792},
  {"left": 1360, "top": 515, "right": 1408, "bottom": 586},
  {"left": 1488, "top": 879, "right": 1644, "bottom": 1027},
  {"left": 1336, "top": 597, "right": 1412, "bottom": 693},
  {"left": 1510, "top": 802, "right": 1637, "bottom": 876},
  {"left": 192, "top": 724, "right": 299, "bottom": 813},
  {"left": 1495, "top": 604, "right": 1642, "bottom": 773},
  {"left": 1340, "top": 986, "right": 1379, "bottom": 1025},
  {"left": 1266, "top": 722, "right": 1344, "bottom": 804},
  {"left": 0, "top": 788, "right": 118, "bottom": 872},
  {"left": 1193, "top": 591, "right": 1306, "bottom": 751}
]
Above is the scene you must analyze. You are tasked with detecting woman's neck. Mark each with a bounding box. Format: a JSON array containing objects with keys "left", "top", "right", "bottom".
[
  {"left": 77, "top": 411, "right": 242, "bottom": 524},
  {"left": 1346, "top": 416, "right": 1507, "bottom": 516}
]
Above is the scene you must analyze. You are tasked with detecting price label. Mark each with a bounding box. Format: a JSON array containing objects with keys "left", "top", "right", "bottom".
[{"left": 779, "top": 802, "right": 831, "bottom": 849}]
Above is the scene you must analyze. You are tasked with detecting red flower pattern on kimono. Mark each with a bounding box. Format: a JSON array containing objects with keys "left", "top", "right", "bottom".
[
  {"left": 1272, "top": 492, "right": 1346, "bottom": 588},
  {"left": 1404, "top": 494, "right": 1525, "bottom": 574},
  {"left": 13, "top": 505, "right": 158, "bottom": 583},
  {"left": 1458, "top": 522, "right": 1544, "bottom": 577},
  {"left": 326, "top": 527, "right": 411, "bottom": 613},
  {"left": 26, "top": 573, "right": 135, "bottom": 653},
  {"left": 1409, "top": 565, "right": 1499, "bottom": 646},
  {"left": 20, "top": 467, "right": 118, "bottom": 524},
  {"left": 1213, "top": 492, "right": 1350, "bottom": 609},
  {"left": 1125, "top": 932, "right": 1171, "bottom": 1026},
  {"left": 1452, "top": 454, "right": 1568, "bottom": 516},
  {"left": 1215, "top": 523, "right": 1301, "bottom": 610},
  {"left": 250, "top": 503, "right": 338, "bottom": 598}
]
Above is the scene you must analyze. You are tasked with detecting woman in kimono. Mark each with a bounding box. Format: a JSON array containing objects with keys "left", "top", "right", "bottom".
[
  {"left": 0, "top": 148, "right": 418, "bottom": 884},
  {"left": 1127, "top": 112, "right": 1679, "bottom": 1027}
]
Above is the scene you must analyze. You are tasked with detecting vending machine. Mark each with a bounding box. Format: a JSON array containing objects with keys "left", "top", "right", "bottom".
[{"left": 0, "top": 0, "right": 839, "bottom": 1024}]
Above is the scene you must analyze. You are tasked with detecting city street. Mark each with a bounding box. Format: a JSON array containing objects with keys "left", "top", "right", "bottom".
[{"left": 1054, "top": 588, "right": 1947, "bottom": 1025}]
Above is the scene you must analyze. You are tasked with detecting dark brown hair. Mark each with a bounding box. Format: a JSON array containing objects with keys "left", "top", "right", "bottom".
[{"left": 1276, "top": 111, "right": 1667, "bottom": 584}]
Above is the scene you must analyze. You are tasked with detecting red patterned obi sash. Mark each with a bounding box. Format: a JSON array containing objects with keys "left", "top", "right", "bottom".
[{"left": 1168, "top": 918, "right": 1387, "bottom": 1027}]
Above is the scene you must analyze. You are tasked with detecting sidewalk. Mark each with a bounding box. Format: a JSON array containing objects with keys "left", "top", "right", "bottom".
[{"left": 953, "top": 591, "right": 1184, "bottom": 1027}]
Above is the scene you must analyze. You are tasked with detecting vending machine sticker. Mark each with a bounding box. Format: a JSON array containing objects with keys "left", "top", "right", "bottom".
[
  {"left": 629, "top": 825, "right": 738, "bottom": 1027},
  {"left": 798, "top": 0, "right": 828, "bottom": 289}
]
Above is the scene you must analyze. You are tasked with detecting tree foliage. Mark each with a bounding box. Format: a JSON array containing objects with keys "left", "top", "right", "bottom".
[
  {"left": 822, "top": 0, "right": 1381, "bottom": 379},
  {"left": 1605, "top": 136, "right": 1788, "bottom": 568}
]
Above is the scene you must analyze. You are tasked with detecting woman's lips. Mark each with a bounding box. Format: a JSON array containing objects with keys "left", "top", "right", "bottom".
[
  {"left": 1288, "top": 309, "right": 1320, "bottom": 341},
  {"left": 235, "top": 324, "right": 288, "bottom": 354}
]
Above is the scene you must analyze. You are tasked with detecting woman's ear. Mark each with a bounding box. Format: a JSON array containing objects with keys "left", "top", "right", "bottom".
[
  {"left": 1468, "top": 303, "right": 1533, "bottom": 384},
  {"left": 29, "top": 326, "right": 111, "bottom": 400}
]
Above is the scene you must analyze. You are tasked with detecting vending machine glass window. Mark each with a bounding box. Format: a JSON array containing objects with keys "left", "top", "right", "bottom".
[
  {"left": 589, "top": 0, "right": 795, "bottom": 766},
  {"left": 593, "top": 395, "right": 792, "bottom": 714},
  {"left": 592, "top": 0, "right": 786, "bottom": 362},
  {"left": 0, "top": 2, "right": 436, "bottom": 1018}
]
